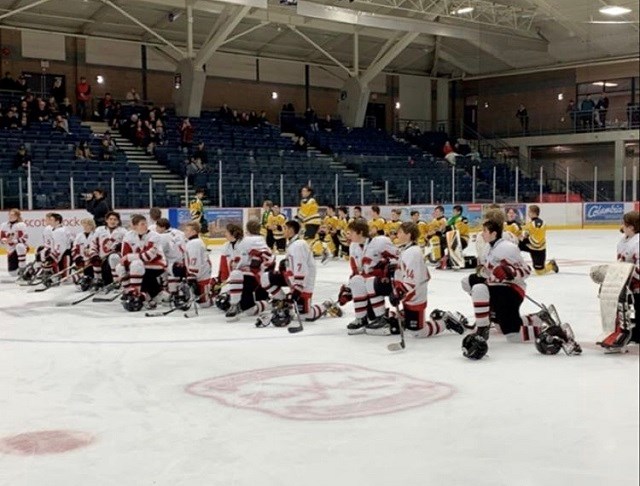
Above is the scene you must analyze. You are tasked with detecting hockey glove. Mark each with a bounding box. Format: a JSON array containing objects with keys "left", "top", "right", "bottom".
[
  {"left": 249, "top": 249, "right": 264, "bottom": 270},
  {"left": 74, "top": 256, "right": 85, "bottom": 268},
  {"left": 338, "top": 284, "right": 352, "bottom": 306},
  {"left": 492, "top": 262, "right": 516, "bottom": 281},
  {"left": 278, "top": 258, "right": 288, "bottom": 273},
  {"left": 112, "top": 243, "right": 122, "bottom": 253},
  {"left": 389, "top": 282, "right": 407, "bottom": 307}
]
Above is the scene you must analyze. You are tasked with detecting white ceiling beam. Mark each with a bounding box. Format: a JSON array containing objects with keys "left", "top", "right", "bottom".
[
  {"left": 439, "top": 49, "right": 479, "bottom": 75},
  {"left": 98, "top": 0, "right": 186, "bottom": 57},
  {"left": 430, "top": 35, "right": 441, "bottom": 76},
  {"left": 288, "top": 25, "right": 352, "bottom": 76},
  {"left": 222, "top": 21, "right": 269, "bottom": 45},
  {"left": 0, "top": 0, "right": 54, "bottom": 22},
  {"left": 360, "top": 31, "right": 418, "bottom": 84},
  {"left": 193, "top": 5, "right": 250, "bottom": 68},
  {"left": 368, "top": 35, "right": 398, "bottom": 68},
  {"left": 152, "top": 45, "right": 180, "bottom": 65},
  {"left": 296, "top": 0, "right": 548, "bottom": 52},
  {"left": 526, "top": 0, "right": 589, "bottom": 40}
]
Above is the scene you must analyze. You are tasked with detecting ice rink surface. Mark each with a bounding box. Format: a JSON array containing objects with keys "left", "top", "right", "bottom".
[{"left": 0, "top": 229, "right": 638, "bottom": 486}]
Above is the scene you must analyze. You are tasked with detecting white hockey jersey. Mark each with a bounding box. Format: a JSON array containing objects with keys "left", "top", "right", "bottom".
[
  {"left": 184, "top": 235, "right": 212, "bottom": 281},
  {"left": 234, "top": 235, "right": 274, "bottom": 272},
  {"left": 50, "top": 225, "right": 72, "bottom": 262},
  {"left": 285, "top": 235, "right": 316, "bottom": 294},
  {"left": 91, "top": 226, "right": 127, "bottom": 259},
  {"left": 395, "top": 244, "right": 430, "bottom": 309},
  {"left": 42, "top": 225, "right": 54, "bottom": 250},
  {"left": 72, "top": 231, "right": 94, "bottom": 262},
  {"left": 157, "top": 228, "right": 186, "bottom": 265},
  {"left": 617, "top": 232, "right": 639, "bottom": 292},
  {"left": 480, "top": 237, "right": 530, "bottom": 295},
  {"left": 121, "top": 230, "right": 167, "bottom": 270},
  {"left": 0, "top": 221, "right": 28, "bottom": 252},
  {"left": 218, "top": 240, "right": 240, "bottom": 282},
  {"left": 349, "top": 235, "right": 399, "bottom": 277}
]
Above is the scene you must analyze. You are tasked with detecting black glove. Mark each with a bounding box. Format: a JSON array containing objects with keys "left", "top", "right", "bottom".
[{"left": 74, "top": 256, "right": 84, "bottom": 267}]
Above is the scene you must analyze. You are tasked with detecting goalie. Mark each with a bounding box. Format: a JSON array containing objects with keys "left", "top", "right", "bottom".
[{"left": 591, "top": 210, "right": 639, "bottom": 351}]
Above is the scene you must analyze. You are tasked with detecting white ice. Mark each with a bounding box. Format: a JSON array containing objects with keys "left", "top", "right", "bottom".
[{"left": 0, "top": 229, "right": 637, "bottom": 486}]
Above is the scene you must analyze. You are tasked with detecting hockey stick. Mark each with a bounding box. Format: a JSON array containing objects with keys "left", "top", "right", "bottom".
[
  {"left": 184, "top": 300, "right": 200, "bottom": 319},
  {"left": 288, "top": 300, "right": 305, "bottom": 333},
  {"left": 145, "top": 306, "right": 181, "bottom": 317},
  {"left": 29, "top": 267, "right": 86, "bottom": 293},
  {"left": 387, "top": 305, "right": 406, "bottom": 352},
  {"left": 56, "top": 282, "right": 120, "bottom": 307},
  {"left": 93, "top": 290, "right": 123, "bottom": 302}
]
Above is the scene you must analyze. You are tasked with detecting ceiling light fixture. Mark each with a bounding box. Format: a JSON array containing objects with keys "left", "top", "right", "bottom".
[
  {"left": 453, "top": 7, "right": 474, "bottom": 14},
  {"left": 592, "top": 81, "right": 618, "bottom": 87},
  {"left": 599, "top": 5, "right": 632, "bottom": 16}
]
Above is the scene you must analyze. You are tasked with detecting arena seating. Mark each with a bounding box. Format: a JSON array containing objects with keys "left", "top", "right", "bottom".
[{"left": 0, "top": 113, "right": 179, "bottom": 209}]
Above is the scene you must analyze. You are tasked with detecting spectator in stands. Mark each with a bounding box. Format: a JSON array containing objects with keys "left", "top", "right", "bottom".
[
  {"left": 443, "top": 140, "right": 458, "bottom": 166},
  {"left": 193, "top": 141, "right": 208, "bottom": 170},
  {"left": 109, "top": 102, "right": 122, "bottom": 130},
  {"left": 52, "top": 114, "right": 70, "bottom": 134},
  {"left": 0, "top": 72, "right": 17, "bottom": 91},
  {"left": 100, "top": 131, "right": 117, "bottom": 161},
  {"left": 13, "top": 145, "right": 31, "bottom": 169},
  {"left": 305, "top": 107, "right": 319, "bottom": 131},
  {"left": 133, "top": 119, "right": 149, "bottom": 148},
  {"left": 97, "top": 92, "right": 114, "bottom": 121},
  {"left": 147, "top": 124, "right": 164, "bottom": 155},
  {"left": 219, "top": 103, "right": 233, "bottom": 122},
  {"left": 75, "top": 76, "right": 92, "bottom": 121},
  {"left": 293, "top": 135, "right": 308, "bottom": 152},
  {"left": 596, "top": 92, "right": 609, "bottom": 129},
  {"left": 50, "top": 77, "right": 65, "bottom": 105},
  {"left": 259, "top": 110, "right": 269, "bottom": 126},
  {"left": 19, "top": 112, "right": 30, "bottom": 130},
  {"left": 15, "top": 76, "right": 28, "bottom": 92},
  {"left": 60, "top": 97, "right": 73, "bottom": 118},
  {"left": 85, "top": 188, "right": 110, "bottom": 227},
  {"left": 126, "top": 88, "right": 141, "bottom": 104},
  {"left": 5, "top": 105, "right": 19, "bottom": 129},
  {"left": 75, "top": 141, "right": 94, "bottom": 161},
  {"left": 516, "top": 104, "right": 529, "bottom": 134},
  {"left": 565, "top": 99, "right": 577, "bottom": 131},
  {"left": 179, "top": 118, "right": 194, "bottom": 151},
  {"left": 47, "top": 96, "right": 59, "bottom": 115},
  {"left": 320, "top": 114, "right": 333, "bottom": 132},
  {"left": 18, "top": 99, "right": 30, "bottom": 118},
  {"left": 32, "top": 99, "right": 51, "bottom": 122},
  {"left": 580, "top": 95, "right": 595, "bottom": 131}
]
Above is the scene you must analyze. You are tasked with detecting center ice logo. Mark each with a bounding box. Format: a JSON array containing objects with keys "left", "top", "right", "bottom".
[{"left": 185, "top": 363, "right": 455, "bottom": 421}]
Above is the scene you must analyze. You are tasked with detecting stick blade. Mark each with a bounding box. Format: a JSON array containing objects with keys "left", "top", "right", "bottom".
[
  {"left": 288, "top": 326, "right": 304, "bottom": 334},
  {"left": 387, "top": 342, "right": 405, "bottom": 352}
]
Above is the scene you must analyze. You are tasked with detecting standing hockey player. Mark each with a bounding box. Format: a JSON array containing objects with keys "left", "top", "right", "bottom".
[
  {"left": 267, "top": 204, "right": 287, "bottom": 254},
  {"left": 117, "top": 214, "right": 167, "bottom": 311},
  {"left": 257, "top": 220, "right": 341, "bottom": 327},
  {"left": 297, "top": 186, "right": 321, "bottom": 242},
  {"left": 504, "top": 207, "right": 523, "bottom": 240},
  {"left": 593, "top": 210, "right": 639, "bottom": 350},
  {"left": 426, "top": 205, "right": 448, "bottom": 267},
  {"left": 189, "top": 187, "right": 208, "bottom": 234},
  {"left": 71, "top": 218, "right": 96, "bottom": 290},
  {"left": 336, "top": 206, "right": 350, "bottom": 258},
  {"left": 341, "top": 219, "right": 399, "bottom": 335},
  {"left": 90, "top": 211, "right": 126, "bottom": 289},
  {"left": 368, "top": 205, "right": 386, "bottom": 236},
  {"left": 224, "top": 220, "right": 273, "bottom": 321},
  {"left": 49, "top": 213, "right": 72, "bottom": 277},
  {"left": 519, "top": 205, "right": 558, "bottom": 275},
  {"left": 182, "top": 221, "right": 214, "bottom": 307},
  {"left": 0, "top": 208, "right": 28, "bottom": 276},
  {"left": 460, "top": 219, "right": 580, "bottom": 359},
  {"left": 148, "top": 207, "right": 162, "bottom": 232},
  {"left": 390, "top": 222, "right": 467, "bottom": 338},
  {"left": 155, "top": 218, "right": 187, "bottom": 298},
  {"left": 410, "top": 210, "right": 429, "bottom": 247},
  {"left": 261, "top": 199, "right": 274, "bottom": 247}
]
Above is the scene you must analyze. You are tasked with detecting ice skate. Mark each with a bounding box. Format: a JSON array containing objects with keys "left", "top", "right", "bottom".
[
  {"left": 365, "top": 315, "right": 392, "bottom": 336},
  {"left": 225, "top": 303, "right": 243, "bottom": 322},
  {"left": 347, "top": 317, "right": 367, "bottom": 335}
]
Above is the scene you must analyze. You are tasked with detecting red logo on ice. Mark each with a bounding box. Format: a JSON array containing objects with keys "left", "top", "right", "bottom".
[
  {"left": 0, "top": 430, "right": 95, "bottom": 455},
  {"left": 185, "top": 363, "right": 455, "bottom": 421}
]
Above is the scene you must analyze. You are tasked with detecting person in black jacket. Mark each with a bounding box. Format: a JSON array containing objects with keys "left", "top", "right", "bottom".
[{"left": 85, "top": 188, "right": 111, "bottom": 227}]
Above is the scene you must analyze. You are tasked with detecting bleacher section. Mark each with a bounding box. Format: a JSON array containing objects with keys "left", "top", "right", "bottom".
[{"left": 0, "top": 113, "right": 178, "bottom": 209}]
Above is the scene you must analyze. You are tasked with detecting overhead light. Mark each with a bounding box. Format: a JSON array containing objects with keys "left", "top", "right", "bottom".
[
  {"left": 592, "top": 81, "right": 618, "bottom": 87},
  {"left": 96, "top": 75, "right": 104, "bottom": 84},
  {"left": 395, "top": 101, "right": 401, "bottom": 109},
  {"left": 271, "top": 91, "right": 278, "bottom": 100},
  {"left": 452, "top": 7, "right": 474, "bottom": 14},
  {"left": 557, "top": 93, "right": 564, "bottom": 101},
  {"left": 599, "top": 5, "right": 632, "bottom": 16}
]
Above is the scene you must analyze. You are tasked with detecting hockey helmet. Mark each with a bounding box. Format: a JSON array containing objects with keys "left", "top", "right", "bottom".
[
  {"left": 122, "top": 294, "right": 144, "bottom": 312},
  {"left": 215, "top": 292, "right": 231, "bottom": 311},
  {"left": 535, "top": 326, "right": 564, "bottom": 355},
  {"left": 462, "top": 334, "right": 489, "bottom": 360}
]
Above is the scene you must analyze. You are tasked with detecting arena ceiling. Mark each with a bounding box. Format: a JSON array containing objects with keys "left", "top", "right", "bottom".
[{"left": 0, "top": 0, "right": 638, "bottom": 78}]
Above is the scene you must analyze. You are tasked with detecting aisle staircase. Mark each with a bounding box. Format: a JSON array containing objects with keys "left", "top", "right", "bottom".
[{"left": 83, "top": 121, "right": 187, "bottom": 205}]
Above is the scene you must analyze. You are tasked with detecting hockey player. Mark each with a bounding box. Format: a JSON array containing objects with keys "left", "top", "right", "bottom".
[
  {"left": 340, "top": 219, "right": 399, "bottom": 335},
  {"left": 90, "top": 211, "right": 126, "bottom": 288},
  {"left": 389, "top": 222, "right": 468, "bottom": 337},
  {"left": 352, "top": 206, "right": 365, "bottom": 222},
  {"left": 0, "top": 208, "right": 28, "bottom": 276},
  {"left": 593, "top": 210, "right": 640, "bottom": 350},
  {"left": 336, "top": 206, "right": 350, "bottom": 257},
  {"left": 385, "top": 208, "right": 402, "bottom": 243},
  {"left": 410, "top": 210, "right": 429, "bottom": 247},
  {"left": 503, "top": 207, "right": 523, "bottom": 240},
  {"left": 224, "top": 220, "right": 273, "bottom": 321},
  {"left": 189, "top": 187, "right": 208, "bottom": 234},
  {"left": 155, "top": 218, "right": 187, "bottom": 298},
  {"left": 71, "top": 218, "right": 96, "bottom": 290},
  {"left": 324, "top": 205, "right": 341, "bottom": 258},
  {"left": 297, "top": 186, "right": 321, "bottom": 241},
  {"left": 182, "top": 221, "right": 214, "bottom": 307},
  {"left": 257, "top": 220, "right": 341, "bottom": 327},
  {"left": 446, "top": 205, "right": 470, "bottom": 249},
  {"left": 519, "top": 205, "right": 558, "bottom": 275},
  {"left": 117, "top": 214, "right": 167, "bottom": 311},
  {"left": 460, "top": 219, "right": 580, "bottom": 359},
  {"left": 267, "top": 204, "right": 287, "bottom": 253},
  {"left": 48, "top": 213, "right": 72, "bottom": 277},
  {"left": 148, "top": 207, "right": 162, "bottom": 233},
  {"left": 261, "top": 200, "right": 274, "bottom": 247},
  {"left": 426, "top": 205, "right": 448, "bottom": 267},
  {"left": 213, "top": 223, "right": 243, "bottom": 312},
  {"left": 368, "top": 205, "right": 386, "bottom": 236}
]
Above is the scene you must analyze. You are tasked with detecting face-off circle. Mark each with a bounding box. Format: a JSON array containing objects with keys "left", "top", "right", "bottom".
[
  {"left": 186, "top": 363, "right": 455, "bottom": 421},
  {"left": 0, "top": 430, "right": 95, "bottom": 456}
]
